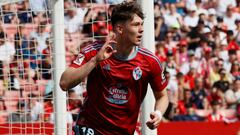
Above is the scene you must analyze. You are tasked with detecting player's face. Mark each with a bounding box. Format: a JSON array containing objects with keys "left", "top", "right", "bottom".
[{"left": 122, "top": 14, "right": 144, "bottom": 46}]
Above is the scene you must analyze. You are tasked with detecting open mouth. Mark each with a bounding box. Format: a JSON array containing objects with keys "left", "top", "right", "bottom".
[{"left": 137, "top": 35, "right": 142, "bottom": 39}]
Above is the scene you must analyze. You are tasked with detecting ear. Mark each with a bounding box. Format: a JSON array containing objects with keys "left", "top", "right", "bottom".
[{"left": 115, "top": 24, "right": 123, "bottom": 34}]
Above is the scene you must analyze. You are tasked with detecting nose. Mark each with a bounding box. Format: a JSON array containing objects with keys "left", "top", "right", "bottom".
[{"left": 139, "top": 25, "right": 144, "bottom": 33}]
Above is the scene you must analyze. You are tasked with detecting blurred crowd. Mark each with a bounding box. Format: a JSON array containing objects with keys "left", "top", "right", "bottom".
[
  {"left": 154, "top": 0, "right": 240, "bottom": 122},
  {"left": 0, "top": 0, "right": 239, "bottom": 124}
]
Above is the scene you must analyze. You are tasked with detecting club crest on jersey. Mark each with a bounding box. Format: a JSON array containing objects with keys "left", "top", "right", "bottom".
[
  {"left": 133, "top": 67, "right": 142, "bottom": 80},
  {"left": 73, "top": 53, "right": 85, "bottom": 66}
]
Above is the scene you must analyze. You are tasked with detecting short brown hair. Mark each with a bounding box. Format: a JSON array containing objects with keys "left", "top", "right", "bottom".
[{"left": 111, "top": 1, "right": 144, "bottom": 27}]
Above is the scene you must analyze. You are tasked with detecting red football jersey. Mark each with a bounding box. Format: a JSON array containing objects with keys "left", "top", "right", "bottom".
[{"left": 70, "top": 42, "right": 168, "bottom": 135}]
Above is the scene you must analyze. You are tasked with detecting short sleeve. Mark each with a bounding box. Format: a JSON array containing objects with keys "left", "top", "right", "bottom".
[
  {"left": 149, "top": 57, "right": 168, "bottom": 92},
  {"left": 69, "top": 42, "right": 102, "bottom": 68}
]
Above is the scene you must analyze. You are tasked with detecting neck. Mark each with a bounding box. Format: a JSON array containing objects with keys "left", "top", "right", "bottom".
[{"left": 114, "top": 38, "right": 136, "bottom": 59}]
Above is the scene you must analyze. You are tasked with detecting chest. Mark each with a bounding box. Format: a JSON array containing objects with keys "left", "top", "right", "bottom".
[{"left": 95, "top": 57, "right": 150, "bottom": 84}]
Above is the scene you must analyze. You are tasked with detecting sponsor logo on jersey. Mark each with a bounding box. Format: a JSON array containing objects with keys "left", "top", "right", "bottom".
[
  {"left": 73, "top": 53, "right": 85, "bottom": 66},
  {"left": 106, "top": 83, "right": 131, "bottom": 104},
  {"left": 132, "top": 66, "right": 142, "bottom": 81}
]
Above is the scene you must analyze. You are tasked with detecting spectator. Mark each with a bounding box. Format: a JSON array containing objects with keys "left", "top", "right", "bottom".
[
  {"left": 0, "top": 80, "right": 5, "bottom": 98},
  {"left": 226, "top": 30, "right": 239, "bottom": 51},
  {"left": 177, "top": 39, "right": 188, "bottom": 69},
  {"left": 226, "top": 50, "right": 238, "bottom": 73},
  {"left": 155, "top": 41, "right": 167, "bottom": 63},
  {"left": 190, "top": 77, "right": 209, "bottom": 109},
  {"left": 186, "top": 20, "right": 205, "bottom": 51},
  {"left": 67, "top": 90, "right": 82, "bottom": 121},
  {"left": 155, "top": 16, "right": 168, "bottom": 41},
  {"left": 219, "top": 41, "right": 229, "bottom": 62},
  {"left": 180, "top": 50, "right": 199, "bottom": 75},
  {"left": 27, "top": 93, "right": 44, "bottom": 121},
  {"left": 225, "top": 78, "right": 240, "bottom": 109},
  {"left": 184, "top": 65, "right": 197, "bottom": 90},
  {"left": 0, "top": 99, "right": 6, "bottom": 111},
  {"left": 163, "top": 3, "right": 183, "bottom": 28},
  {"left": 223, "top": 5, "right": 240, "bottom": 31},
  {"left": 195, "top": 36, "right": 210, "bottom": 60},
  {"left": 216, "top": 0, "right": 237, "bottom": 17},
  {"left": 0, "top": 32, "right": 15, "bottom": 63},
  {"left": 207, "top": 100, "right": 224, "bottom": 122},
  {"left": 92, "top": 12, "right": 112, "bottom": 38},
  {"left": 183, "top": 5, "right": 199, "bottom": 30},
  {"left": 230, "top": 60, "right": 240, "bottom": 79},
  {"left": 213, "top": 68, "right": 232, "bottom": 87},
  {"left": 17, "top": 1, "right": 32, "bottom": 24},
  {"left": 164, "top": 31, "right": 178, "bottom": 53},
  {"left": 165, "top": 50, "right": 178, "bottom": 79},
  {"left": 210, "top": 80, "right": 227, "bottom": 108},
  {"left": 14, "top": 26, "right": 30, "bottom": 60},
  {"left": 164, "top": 71, "right": 178, "bottom": 120},
  {"left": 173, "top": 103, "right": 204, "bottom": 121},
  {"left": 64, "top": 0, "right": 88, "bottom": 34},
  {"left": 195, "top": 0, "right": 208, "bottom": 17},
  {"left": 176, "top": 72, "right": 190, "bottom": 101},
  {"left": 1, "top": 4, "right": 17, "bottom": 24},
  {"left": 43, "top": 92, "right": 53, "bottom": 122},
  {"left": 30, "top": 22, "right": 50, "bottom": 54},
  {"left": 235, "top": 19, "right": 240, "bottom": 44},
  {"left": 209, "top": 58, "right": 224, "bottom": 85},
  {"left": 207, "top": 8, "right": 217, "bottom": 29},
  {"left": 29, "top": 0, "right": 49, "bottom": 16},
  {"left": 105, "top": 0, "right": 125, "bottom": 4},
  {"left": 177, "top": 88, "right": 192, "bottom": 115},
  {"left": 0, "top": 98, "right": 7, "bottom": 123},
  {"left": 0, "top": 61, "right": 4, "bottom": 80},
  {"left": 7, "top": 101, "right": 31, "bottom": 122}
]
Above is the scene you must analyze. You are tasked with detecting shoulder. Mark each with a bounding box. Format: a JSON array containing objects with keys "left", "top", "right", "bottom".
[
  {"left": 81, "top": 40, "right": 104, "bottom": 54},
  {"left": 138, "top": 47, "right": 160, "bottom": 62},
  {"left": 5, "top": 42, "right": 14, "bottom": 47},
  {"left": 138, "top": 47, "right": 163, "bottom": 70}
]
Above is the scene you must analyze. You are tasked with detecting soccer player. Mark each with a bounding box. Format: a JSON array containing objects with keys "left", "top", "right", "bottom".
[{"left": 60, "top": 1, "right": 169, "bottom": 135}]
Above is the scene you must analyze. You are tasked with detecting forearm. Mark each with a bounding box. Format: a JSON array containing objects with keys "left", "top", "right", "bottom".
[
  {"left": 146, "top": 89, "right": 169, "bottom": 129},
  {"left": 155, "top": 24, "right": 161, "bottom": 37},
  {"left": 154, "top": 89, "right": 169, "bottom": 115},
  {"left": 60, "top": 56, "right": 98, "bottom": 91}
]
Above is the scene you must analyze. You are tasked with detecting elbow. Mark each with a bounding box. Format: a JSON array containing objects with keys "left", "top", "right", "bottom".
[{"left": 59, "top": 79, "right": 69, "bottom": 91}]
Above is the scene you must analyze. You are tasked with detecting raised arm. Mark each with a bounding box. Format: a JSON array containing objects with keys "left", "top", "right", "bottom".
[{"left": 60, "top": 37, "right": 117, "bottom": 91}]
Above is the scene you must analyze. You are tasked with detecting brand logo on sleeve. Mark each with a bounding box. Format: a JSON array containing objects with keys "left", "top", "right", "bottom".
[
  {"left": 102, "top": 64, "right": 111, "bottom": 71},
  {"left": 73, "top": 53, "right": 85, "bottom": 66},
  {"left": 132, "top": 66, "right": 142, "bottom": 81}
]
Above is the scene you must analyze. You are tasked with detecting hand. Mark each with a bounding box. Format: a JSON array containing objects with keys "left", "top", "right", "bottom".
[
  {"left": 95, "top": 34, "right": 117, "bottom": 62},
  {"left": 156, "top": 18, "right": 163, "bottom": 26},
  {"left": 146, "top": 111, "right": 162, "bottom": 130}
]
